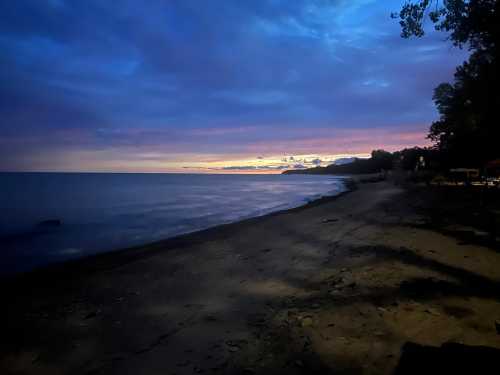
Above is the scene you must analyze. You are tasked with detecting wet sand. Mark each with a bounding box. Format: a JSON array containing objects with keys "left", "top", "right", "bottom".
[{"left": 2, "top": 179, "right": 500, "bottom": 374}]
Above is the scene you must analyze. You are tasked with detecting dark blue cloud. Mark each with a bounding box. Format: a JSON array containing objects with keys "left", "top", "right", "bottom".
[{"left": 0, "top": 0, "right": 468, "bottom": 171}]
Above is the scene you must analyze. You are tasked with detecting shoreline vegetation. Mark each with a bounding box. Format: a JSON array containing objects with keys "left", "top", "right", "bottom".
[
  {"left": 2, "top": 175, "right": 500, "bottom": 374},
  {"left": 282, "top": 151, "right": 393, "bottom": 176}
]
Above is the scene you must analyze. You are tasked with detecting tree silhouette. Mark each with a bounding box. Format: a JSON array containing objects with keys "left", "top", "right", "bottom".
[
  {"left": 393, "top": 0, "right": 500, "bottom": 167},
  {"left": 393, "top": 0, "right": 498, "bottom": 50}
]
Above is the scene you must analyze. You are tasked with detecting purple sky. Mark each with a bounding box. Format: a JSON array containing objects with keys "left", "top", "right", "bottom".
[{"left": 0, "top": 0, "right": 468, "bottom": 172}]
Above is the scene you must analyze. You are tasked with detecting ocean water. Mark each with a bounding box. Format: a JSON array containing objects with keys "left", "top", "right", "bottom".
[{"left": 0, "top": 173, "right": 346, "bottom": 275}]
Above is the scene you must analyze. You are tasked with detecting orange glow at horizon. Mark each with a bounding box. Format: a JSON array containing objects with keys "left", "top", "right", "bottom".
[{"left": 2, "top": 127, "right": 432, "bottom": 173}]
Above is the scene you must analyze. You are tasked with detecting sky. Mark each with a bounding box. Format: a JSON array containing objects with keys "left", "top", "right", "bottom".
[{"left": 0, "top": 0, "right": 468, "bottom": 173}]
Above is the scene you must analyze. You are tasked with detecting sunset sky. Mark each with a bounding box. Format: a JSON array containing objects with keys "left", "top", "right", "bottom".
[{"left": 0, "top": 0, "right": 468, "bottom": 173}]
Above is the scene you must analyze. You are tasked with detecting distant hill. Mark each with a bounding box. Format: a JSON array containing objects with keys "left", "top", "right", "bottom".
[
  {"left": 283, "top": 150, "right": 393, "bottom": 175},
  {"left": 332, "top": 157, "right": 358, "bottom": 166}
]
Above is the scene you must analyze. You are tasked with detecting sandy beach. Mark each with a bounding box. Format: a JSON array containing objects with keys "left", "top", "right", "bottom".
[{"left": 2, "top": 179, "right": 500, "bottom": 374}]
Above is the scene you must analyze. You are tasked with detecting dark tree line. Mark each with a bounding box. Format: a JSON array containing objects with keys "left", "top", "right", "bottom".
[
  {"left": 283, "top": 148, "right": 434, "bottom": 175},
  {"left": 393, "top": 0, "right": 500, "bottom": 167}
]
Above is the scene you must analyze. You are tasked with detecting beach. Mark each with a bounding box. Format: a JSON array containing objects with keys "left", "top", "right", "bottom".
[{"left": 2, "top": 179, "right": 500, "bottom": 374}]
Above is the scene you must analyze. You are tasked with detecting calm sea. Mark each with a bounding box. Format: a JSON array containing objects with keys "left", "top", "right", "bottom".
[{"left": 0, "top": 173, "right": 346, "bottom": 275}]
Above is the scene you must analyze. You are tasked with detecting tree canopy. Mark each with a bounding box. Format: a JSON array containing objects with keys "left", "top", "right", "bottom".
[
  {"left": 393, "top": 0, "right": 498, "bottom": 51},
  {"left": 393, "top": 1, "right": 500, "bottom": 167}
]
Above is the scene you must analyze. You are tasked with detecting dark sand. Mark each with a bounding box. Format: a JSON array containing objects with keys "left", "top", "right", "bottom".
[{"left": 2, "top": 179, "right": 500, "bottom": 374}]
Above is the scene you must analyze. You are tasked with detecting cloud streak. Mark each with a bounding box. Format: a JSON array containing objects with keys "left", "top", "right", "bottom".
[{"left": 0, "top": 0, "right": 468, "bottom": 172}]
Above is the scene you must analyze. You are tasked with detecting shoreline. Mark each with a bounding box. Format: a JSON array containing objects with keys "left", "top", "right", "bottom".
[
  {"left": 0, "top": 177, "right": 356, "bottom": 283},
  {"left": 2, "top": 179, "right": 500, "bottom": 374}
]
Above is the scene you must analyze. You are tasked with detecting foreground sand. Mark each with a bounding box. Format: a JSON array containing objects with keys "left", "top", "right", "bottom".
[{"left": 2, "top": 180, "right": 500, "bottom": 374}]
